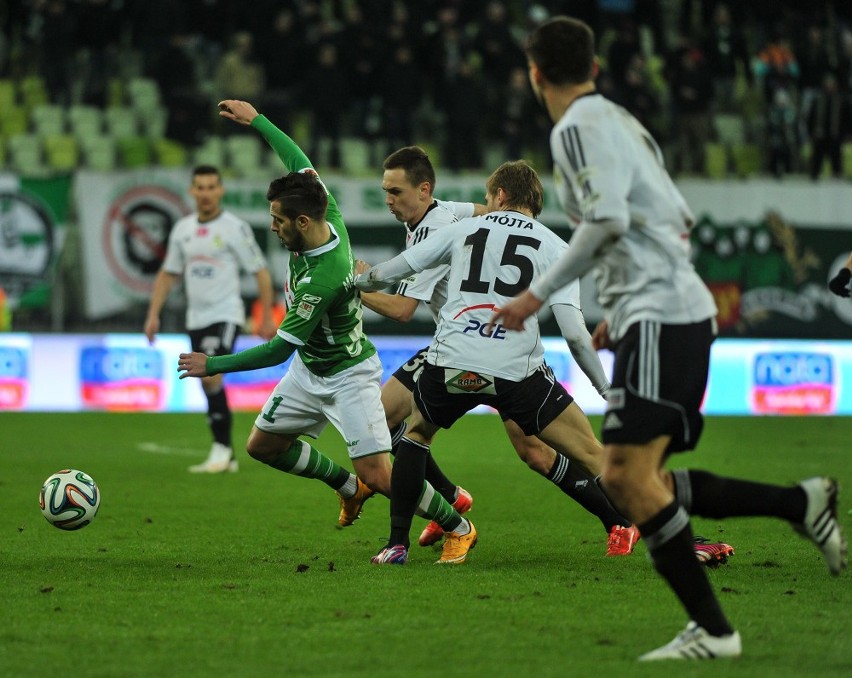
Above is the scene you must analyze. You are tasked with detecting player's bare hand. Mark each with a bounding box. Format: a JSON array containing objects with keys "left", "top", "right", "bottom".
[
  {"left": 490, "top": 290, "right": 543, "bottom": 331},
  {"left": 143, "top": 317, "right": 159, "bottom": 345},
  {"left": 591, "top": 320, "right": 613, "bottom": 351},
  {"left": 218, "top": 100, "right": 259, "bottom": 125},
  {"left": 354, "top": 259, "right": 371, "bottom": 275},
  {"left": 177, "top": 352, "right": 209, "bottom": 379}
]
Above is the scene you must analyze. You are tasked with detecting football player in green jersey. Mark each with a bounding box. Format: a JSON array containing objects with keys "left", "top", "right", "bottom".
[{"left": 177, "top": 100, "right": 476, "bottom": 565}]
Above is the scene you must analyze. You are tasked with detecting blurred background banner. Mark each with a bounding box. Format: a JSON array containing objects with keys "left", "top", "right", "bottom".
[
  {"left": 2, "top": 332, "right": 851, "bottom": 416},
  {"left": 66, "top": 170, "right": 852, "bottom": 337},
  {"left": 0, "top": 172, "right": 70, "bottom": 312}
]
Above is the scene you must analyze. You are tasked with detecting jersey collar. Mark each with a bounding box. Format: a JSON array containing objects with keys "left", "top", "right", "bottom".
[
  {"left": 302, "top": 222, "right": 340, "bottom": 256},
  {"left": 406, "top": 201, "right": 439, "bottom": 232}
]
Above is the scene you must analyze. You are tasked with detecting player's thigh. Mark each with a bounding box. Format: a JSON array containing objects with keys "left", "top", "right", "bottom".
[
  {"left": 253, "top": 361, "right": 327, "bottom": 439},
  {"left": 352, "top": 452, "right": 393, "bottom": 496},
  {"left": 502, "top": 417, "right": 556, "bottom": 472},
  {"left": 323, "top": 354, "right": 392, "bottom": 460},
  {"left": 537, "top": 401, "right": 603, "bottom": 476},
  {"left": 381, "top": 376, "right": 415, "bottom": 429}
]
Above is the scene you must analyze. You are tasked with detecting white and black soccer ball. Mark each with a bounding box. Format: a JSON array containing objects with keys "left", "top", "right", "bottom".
[{"left": 39, "top": 469, "right": 101, "bottom": 530}]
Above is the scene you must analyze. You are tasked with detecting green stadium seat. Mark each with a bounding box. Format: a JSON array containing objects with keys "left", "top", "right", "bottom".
[
  {"left": 117, "top": 136, "right": 151, "bottom": 168},
  {"left": 127, "top": 77, "right": 161, "bottom": 113},
  {"left": 0, "top": 79, "right": 16, "bottom": 109},
  {"left": 140, "top": 105, "right": 169, "bottom": 139},
  {"left": 703, "top": 142, "right": 728, "bottom": 179},
  {"left": 153, "top": 138, "right": 187, "bottom": 167},
  {"left": 1, "top": 105, "right": 29, "bottom": 137},
  {"left": 713, "top": 114, "right": 746, "bottom": 147},
  {"left": 842, "top": 143, "right": 852, "bottom": 179},
  {"left": 192, "top": 136, "right": 226, "bottom": 168},
  {"left": 731, "top": 144, "right": 762, "bottom": 178},
  {"left": 81, "top": 136, "right": 116, "bottom": 171},
  {"left": 225, "top": 135, "right": 262, "bottom": 176},
  {"left": 43, "top": 134, "right": 79, "bottom": 171},
  {"left": 19, "top": 75, "right": 48, "bottom": 110},
  {"left": 105, "top": 106, "right": 138, "bottom": 138},
  {"left": 68, "top": 105, "right": 104, "bottom": 139},
  {"left": 31, "top": 104, "right": 66, "bottom": 137},
  {"left": 340, "top": 137, "right": 371, "bottom": 175},
  {"left": 7, "top": 134, "right": 46, "bottom": 175}
]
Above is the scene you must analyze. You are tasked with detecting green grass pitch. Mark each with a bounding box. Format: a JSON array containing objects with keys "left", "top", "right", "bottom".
[{"left": 1, "top": 412, "right": 850, "bottom": 676}]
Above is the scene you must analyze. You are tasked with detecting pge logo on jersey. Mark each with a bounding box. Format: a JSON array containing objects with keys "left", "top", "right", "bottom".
[
  {"left": 79, "top": 347, "right": 163, "bottom": 411},
  {"left": 751, "top": 352, "right": 834, "bottom": 414},
  {"left": 0, "top": 347, "right": 28, "bottom": 409}
]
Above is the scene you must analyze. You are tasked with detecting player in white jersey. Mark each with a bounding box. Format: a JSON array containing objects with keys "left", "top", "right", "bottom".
[
  {"left": 357, "top": 160, "right": 631, "bottom": 563},
  {"left": 494, "top": 16, "right": 846, "bottom": 661},
  {"left": 358, "top": 146, "right": 635, "bottom": 555},
  {"left": 145, "top": 165, "right": 277, "bottom": 473}
]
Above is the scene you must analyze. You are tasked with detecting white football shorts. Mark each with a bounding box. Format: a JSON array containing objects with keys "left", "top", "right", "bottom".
[{"left": 254, "top": 352, "right": 392, "bottom": 459}]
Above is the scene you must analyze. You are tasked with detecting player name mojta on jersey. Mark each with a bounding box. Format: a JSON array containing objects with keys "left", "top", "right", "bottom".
[{"left": 484, "top": 213, "right": 534, "bottom": 229}]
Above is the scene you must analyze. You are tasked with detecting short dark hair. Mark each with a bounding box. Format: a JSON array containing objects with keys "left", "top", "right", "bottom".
[
  {"left": 486, "top": 161, "right": 544, "bottom": 218},
  {"left": 266, "top": 171, "right": 328, "bottom": 221},
  {"left": 525, "top": 16, "right": 595, "bottom": 86},
  {"left": 383, "top": 146, "right": 436, "bottom": 191},
  {"left": 192, "top": 164, "right": 221, "bottom": 180}
]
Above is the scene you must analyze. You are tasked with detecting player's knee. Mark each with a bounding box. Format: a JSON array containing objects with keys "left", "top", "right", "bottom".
[
  {"left": 246, "top": 433, "right": 292, "bottom": 463},
  {"left": 516, "top": 441, "right": 554, "bottom": 475}
]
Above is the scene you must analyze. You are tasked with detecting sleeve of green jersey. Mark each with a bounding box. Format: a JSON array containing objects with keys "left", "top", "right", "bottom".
[
  {"left": 205, "top": 335, "right": 295, "bottom": 375},
  {"left": 250, "top": 115, "right": 342, "bottom": 224}
]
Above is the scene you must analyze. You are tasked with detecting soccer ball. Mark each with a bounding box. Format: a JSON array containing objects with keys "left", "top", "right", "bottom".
[{"left": 39, "top": 469, "right": 101, "bottom": 530}]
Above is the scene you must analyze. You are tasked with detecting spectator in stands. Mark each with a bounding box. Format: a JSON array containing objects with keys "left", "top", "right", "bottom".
[
  {"left": 606, "top": 17, "right": 643, "bottom": 93},
  {"left": 152, "top": 32, "right": 207, "bottom": 146},
  {"left": 766, "top": 88, "right": 798, "bottom": 178},
  {"left": 797, "top": 24, "right": 837, "bottom": 141},
  {"left": 701, "top": 3, "right": 751, "bottom": 114},
  {"left": 25, "top": 0, "right": 77, "bottom": 106},
  {"left": 215, "top": 31, "right": 265, "bottom": 116},
  {"left": 382, "top": 44, "right": 422, "bottom": 158},
  {"left": 442, "top": 56, "right": 487, "bottom": 171},
  {"left": 76, "top": 0, "right": 124, "bottom": 106},
  {"left": 754, "top": 27, "right": 799, "bottom": 105},
  {"left": 255, "top": 8, "right": 306, "bottom": 131},
  {"left": 668, "top": 42, "right": 714, "bottom": 175},
  {"left": 806, "top": 72, "right": 851, "bottom": 180},
  {"left": 612, "top": 53, "right": 662, "bottom": 141},
  {"left": 307, "top": 42, "right": 348, "bottom": 169},
  {"left": 503, "top": 66, "right": 537, "bottom": 159}
]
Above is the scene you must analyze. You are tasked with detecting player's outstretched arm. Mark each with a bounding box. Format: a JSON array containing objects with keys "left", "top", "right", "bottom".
[
  {"left": 219, "top": 99, "right": 313, "bottom": 174},
  {"left": 177, "top": 336, "right": 295, "bottom": 379},
  {"left": 552, "top": 303, "right": 610, "bottom": 398}
]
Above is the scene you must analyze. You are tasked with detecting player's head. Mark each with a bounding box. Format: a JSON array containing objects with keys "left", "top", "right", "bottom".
[
  {"left": 266, "top": 170, "right": 328, "bottom": 251},
  {"left": 525, "top": 16, "right": 596, "bottom": 88},
  {"left": 485, "top": 161, "right": 544, "bottom": 218},
  {"left": 381, "top": 146, "right": 436, "bottom": 225},
  {"left": 189, "top": 165, "right": 224, "bottom": 219}
]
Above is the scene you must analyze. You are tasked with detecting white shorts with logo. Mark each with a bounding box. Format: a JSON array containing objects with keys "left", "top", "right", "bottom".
[{"left": 254, "top": 352, "right": 392, "bottom": 459}]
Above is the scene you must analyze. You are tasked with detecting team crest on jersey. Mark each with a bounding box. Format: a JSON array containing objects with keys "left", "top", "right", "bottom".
[
  {"left": 445, "top": 370, "right": 497, "bottom": 394},
  {"left": 296, "top": 300, "right": 315, "bottom": 319},
  {"left": 303, "top": 294, "right": 322, "bottom": 304}
]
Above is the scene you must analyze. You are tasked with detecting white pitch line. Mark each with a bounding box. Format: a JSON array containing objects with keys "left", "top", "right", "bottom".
[{"left": 137, "top": 442, "right": 204, "bottom": 458}]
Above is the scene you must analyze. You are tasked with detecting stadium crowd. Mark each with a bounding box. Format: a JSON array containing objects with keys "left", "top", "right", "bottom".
[{"left": 2, "top": 0, "right": 852, "bottom": 176}]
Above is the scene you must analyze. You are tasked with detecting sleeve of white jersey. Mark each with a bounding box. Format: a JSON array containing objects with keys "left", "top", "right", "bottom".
[
  {"left": 230, "top": 219, "right": 267, "bottom": 273},
  {"left": 401, "top": 222, "right": 456, "bottom": 273},
  {"left": 161, "top": 220, "right": 186, "bottom": 274},
  {"left": 551, "top": 117, "right": 631, "bottom": 228}
]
